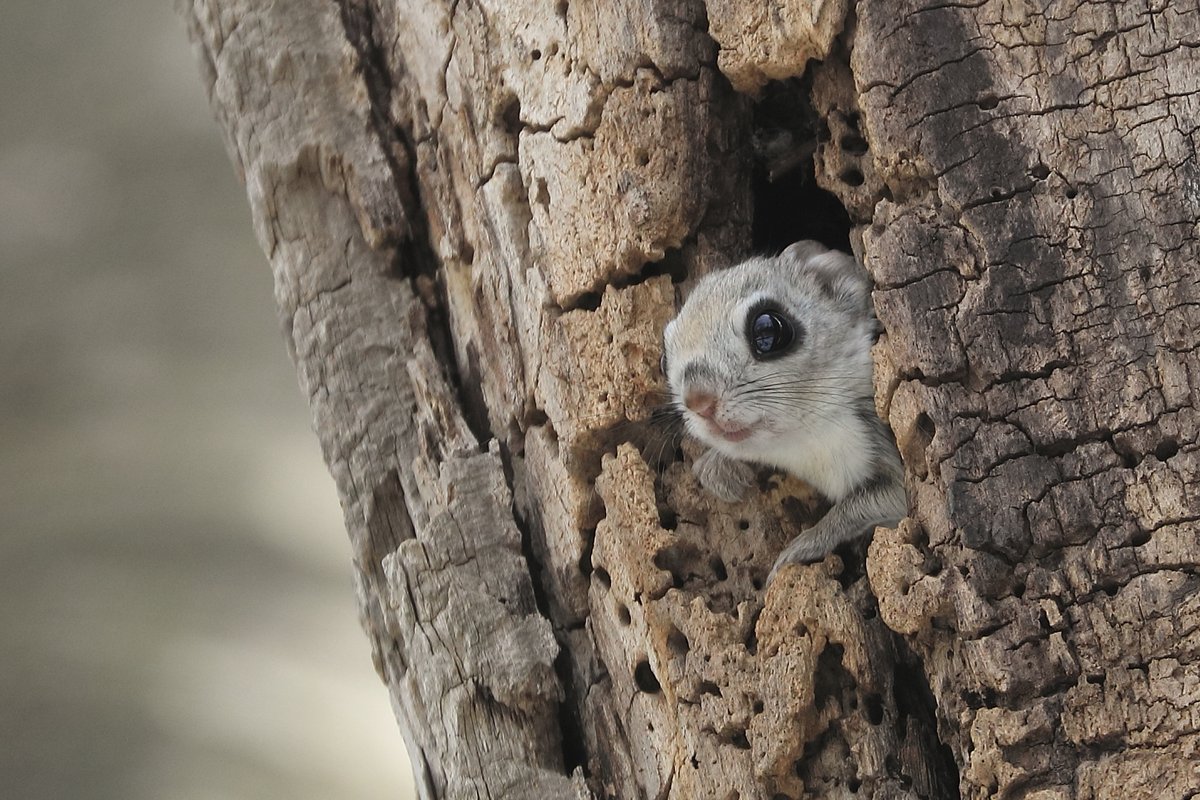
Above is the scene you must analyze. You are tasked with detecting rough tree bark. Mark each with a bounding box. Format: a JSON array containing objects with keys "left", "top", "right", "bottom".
[{"left": 183, "top": 1, "right": 1200, "bottom": 798}]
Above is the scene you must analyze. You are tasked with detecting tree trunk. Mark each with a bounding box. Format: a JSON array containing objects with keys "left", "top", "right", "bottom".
[{"left": 182, "top": 1, "right": 1200, "bottom": 798}]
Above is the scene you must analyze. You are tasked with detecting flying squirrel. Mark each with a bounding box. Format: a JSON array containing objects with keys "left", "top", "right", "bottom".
[{"left": 661, "top": 241, "right": 907, "bottom": 583}]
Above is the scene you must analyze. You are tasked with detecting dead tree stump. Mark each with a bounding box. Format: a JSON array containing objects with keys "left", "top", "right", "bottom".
[{"left": 184, "top": 1, "right": 1200, "bottom": 797}]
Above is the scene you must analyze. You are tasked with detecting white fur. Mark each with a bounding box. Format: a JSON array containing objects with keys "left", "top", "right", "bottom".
[{"left": 663, "top": 240, "right": 907, "bottom": 576}]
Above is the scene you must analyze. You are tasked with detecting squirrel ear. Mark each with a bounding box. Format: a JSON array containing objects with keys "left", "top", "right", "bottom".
[
  {"left": 780, "top": 240, "right": 829, "bottom": 264},
  {"left": 801, "top": 248, "right": 873, "bottom": 312}
]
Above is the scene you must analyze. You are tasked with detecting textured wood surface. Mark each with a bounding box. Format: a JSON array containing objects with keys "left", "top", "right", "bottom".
[
  {"left": 850, "top": 3, "right": 1200, "bottom": 798},
  {"left": 184, "top": 0, "right": 1200, "bottom": 798}
]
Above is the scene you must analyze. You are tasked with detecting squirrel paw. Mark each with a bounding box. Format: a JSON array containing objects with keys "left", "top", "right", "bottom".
[
  {"left": 767, "top": 535, "right": 830, "bottom": 585},
  {"left": 693, "top": 449, "right": 754, "bottom": 503}
]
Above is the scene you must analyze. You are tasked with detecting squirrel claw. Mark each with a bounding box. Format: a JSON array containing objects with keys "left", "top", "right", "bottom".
[{"left": 766, "top": 536, "right": 828, "bottom": 585}]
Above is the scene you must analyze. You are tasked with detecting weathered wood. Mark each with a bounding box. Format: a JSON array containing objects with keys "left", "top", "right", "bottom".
[
  {"left": 182, "top": 3, "right": 584, "bottom": 796},
  {"left": 851, "top": 3, "right": 1200, "bottom": 798},
  {"left": 184, "top": 0, "right": 1200, "bottom": 798}
]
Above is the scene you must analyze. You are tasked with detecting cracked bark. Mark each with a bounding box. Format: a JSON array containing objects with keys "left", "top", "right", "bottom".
[{"left": 183, "top": 0, "right": 1200, "bottom": 798}]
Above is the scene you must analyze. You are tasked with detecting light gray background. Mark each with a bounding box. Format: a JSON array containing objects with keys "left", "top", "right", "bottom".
[{"left": 0, "top": 2, "right": 416, "bottom": 797}]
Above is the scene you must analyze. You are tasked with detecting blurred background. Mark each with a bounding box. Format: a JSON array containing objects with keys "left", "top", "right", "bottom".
[{"left": 0, "top": 1, "right": 415, "bottom": 797}]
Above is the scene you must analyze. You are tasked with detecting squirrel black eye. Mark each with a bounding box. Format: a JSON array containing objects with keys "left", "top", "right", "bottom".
[{"left": 747, "top": 309, "right": 796, "bottom": 359}]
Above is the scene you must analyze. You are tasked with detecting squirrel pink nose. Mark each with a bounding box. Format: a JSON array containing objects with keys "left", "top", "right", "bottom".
[{"left": 684, "top": 391, "right": 718, "bottom": 420}]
